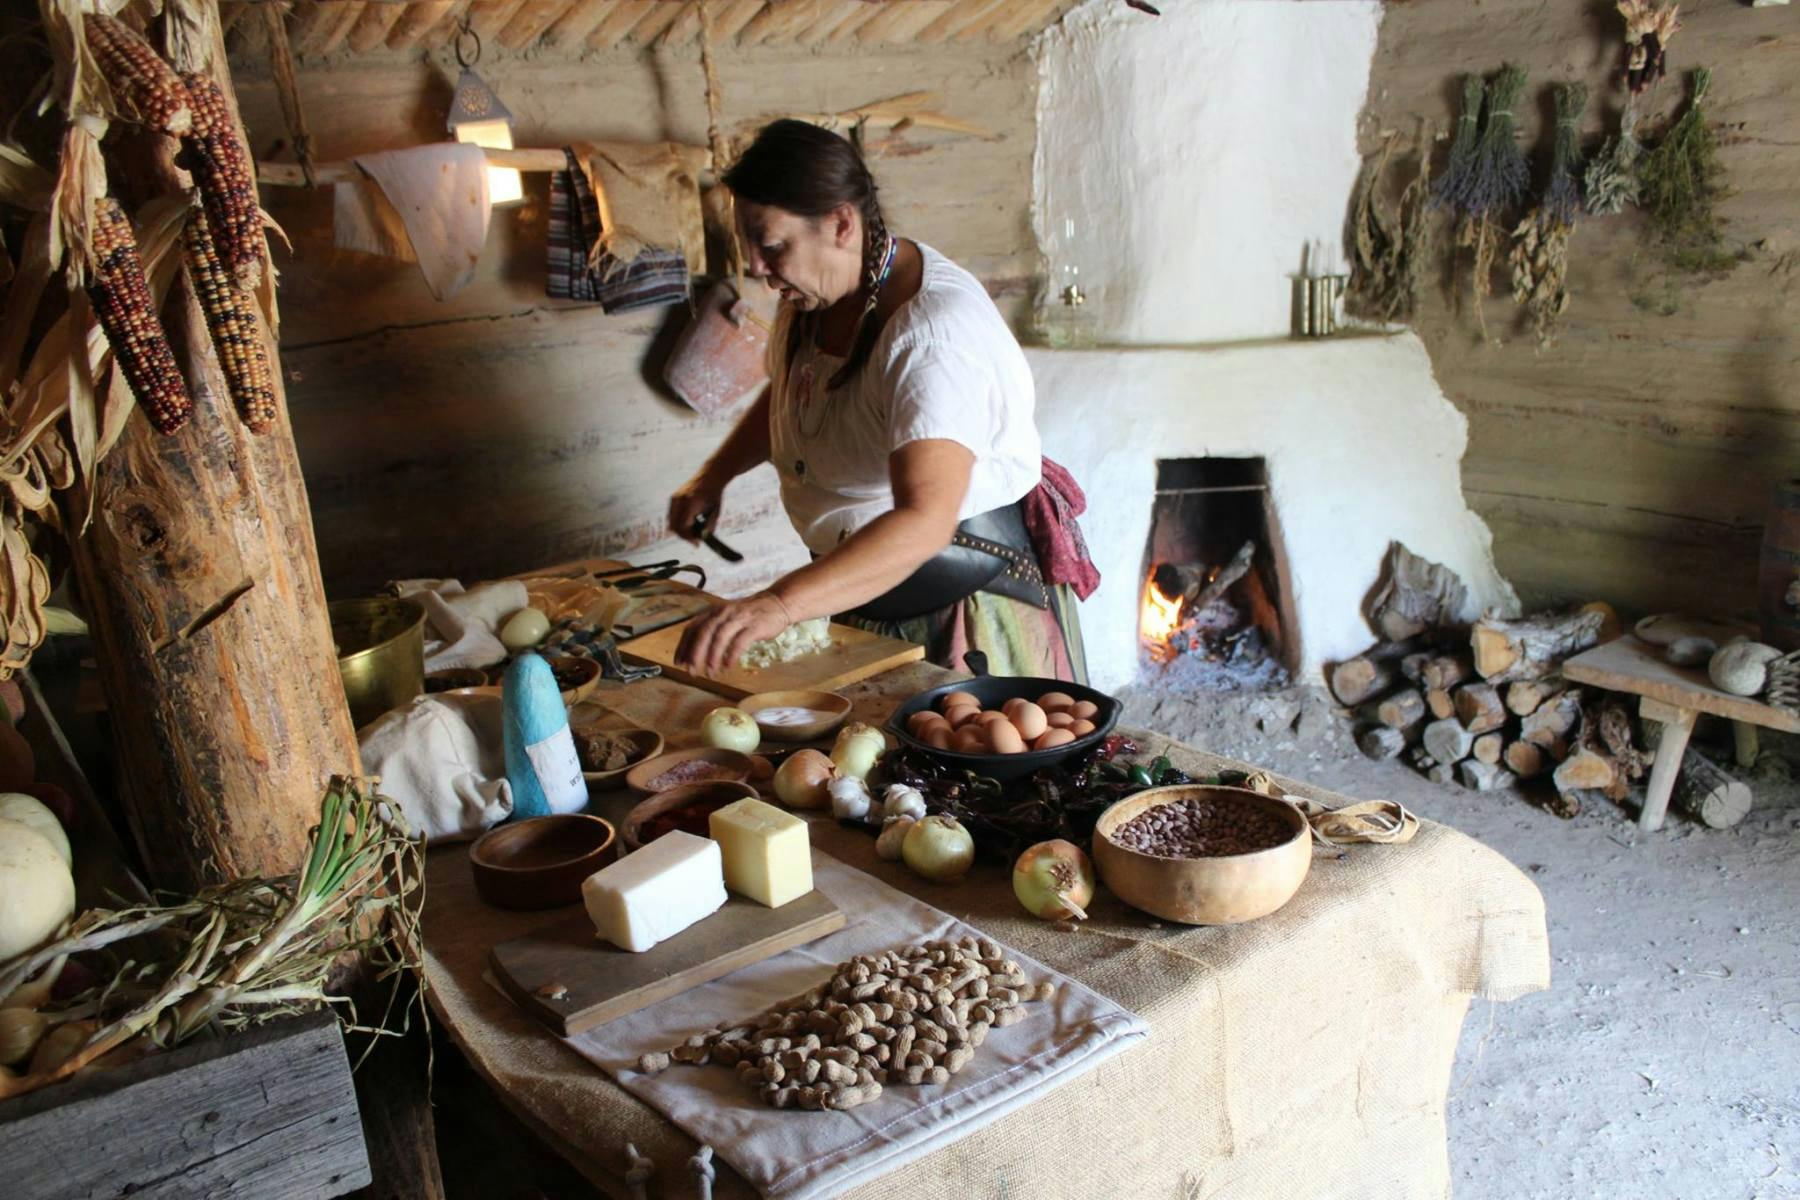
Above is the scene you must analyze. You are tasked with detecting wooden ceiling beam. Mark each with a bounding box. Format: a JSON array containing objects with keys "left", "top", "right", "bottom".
[
  {"left": 822, "top": 0, "right": 884, "bottom": 44},
  {"left": 346, "top": 1, "right": 409, "bottom": 53},
  {"left": 655, "top": 1, "right": 705, "bottom": 48},
  {"left": 711, "top": 0, "right": 767, "bottom": 42},
  {"left": 498, "top": 0, "right": 570, "bottom": 47},
  {"left": 623, "top": 0, "right": 686, "bottom": 44},
  {"left": 915, "top": 0, "right": 1000, "bottom": 43},
  {"left": 310, "top": 1, "right": 369, "bottom": 55},
  {"left": 387, "top": 0, "right": 461, "bottom": 49},
  {"left": 467, "top": 0, "right": 530, "bottom": 40},
  {"left": 855, "top": 0, "right": 944, "bottom": 45},
  {"left": 587, "top": 0, "right": 656, "bottom": 47},
  {"left": 541, "top": 0, "right": 618, "bottom": 46}
]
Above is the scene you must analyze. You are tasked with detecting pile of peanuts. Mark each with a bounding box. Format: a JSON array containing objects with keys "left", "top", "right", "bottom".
[
  {"left": 638, "top": 935, "right": 1054, "bottom": 1111},
  {"left": 905, "top": 689, "right": 1102, "bottom": 756},
  {"left": 1112, "top": 796, "right": 1296, "bottom": 858}
]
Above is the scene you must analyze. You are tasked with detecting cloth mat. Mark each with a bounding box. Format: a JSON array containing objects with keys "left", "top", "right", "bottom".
[
  {"left": 563, "top": 854, "right": 1147, "bottom": 1200},
  {"left": 394, "top": 578, "right": 527, "bottom": 672},
  {"left": 334, "top": 144, "right": 490, "bottom": 300},
  {"left": 359, "top": 691, "right": 511, "bottom": 839}
]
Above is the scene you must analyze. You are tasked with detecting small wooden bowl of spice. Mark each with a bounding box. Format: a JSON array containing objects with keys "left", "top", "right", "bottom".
[
  {"left": 1092, "top": 785, "right": 1311, "bottom": 925},
  {"left": 624, "top": 746, "right": 754, "bottom": 795},
  {"left": 620, "top": 780, "right": 759, "bottom": 852},
  {"left": 740, "top": 690, "right": 853, "bottom": 743}
]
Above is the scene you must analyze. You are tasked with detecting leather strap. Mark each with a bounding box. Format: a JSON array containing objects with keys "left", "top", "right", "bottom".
[{"left": 848, "top": 501, "right": 1049, "bottom": 621}]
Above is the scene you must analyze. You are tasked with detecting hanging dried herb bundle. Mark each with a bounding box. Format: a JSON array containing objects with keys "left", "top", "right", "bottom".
[
  {"left": 1639, "top": 67, "right": 1733, "bottom": 274},
  {"left": 1618, "top": 0, "right": 1681, "bottom": 95},
  {"left": 1349, "top": 130, "right": 1435, "bottom": 322},
  {"left": 1454, "top": 66, "right": 1530, "bottom": 338},
  {"left": 1510, "top": 84, "right": 1589, "bottom": 348},
  {"left": 1430, "top": 75, "right": 1484, "bottom": 213},
  {"left": 1584, "top": 104, "right": 1643, "bottom": 216}
]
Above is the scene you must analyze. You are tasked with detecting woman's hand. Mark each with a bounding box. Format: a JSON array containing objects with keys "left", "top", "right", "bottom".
[
  {"left": 675, "top": 593, "right": 794, "bottom": 674},
  {"left": 668, "top": 469, "right": 726, "bottom": 543}
]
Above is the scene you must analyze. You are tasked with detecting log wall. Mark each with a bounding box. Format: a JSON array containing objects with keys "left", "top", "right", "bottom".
[
  {"left": 230, "top": 39, "right": 1040, "bottom": 596},
  {"left": 1357, "top": 0, "right": 1800, "bottom": 620}
]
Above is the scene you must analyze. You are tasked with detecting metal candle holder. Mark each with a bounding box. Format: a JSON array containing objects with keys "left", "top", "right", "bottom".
[{"left": 1292, "top": 274, "right": 1347, "bottom": 338}]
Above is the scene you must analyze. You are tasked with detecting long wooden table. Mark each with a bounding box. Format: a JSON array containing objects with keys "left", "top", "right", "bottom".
[
  {"left": 1563, "top": 634, "right": 1800, "bottom": 831},
  {"left": 420, "top": 661, "right": 1550, "bottom": 1199}
]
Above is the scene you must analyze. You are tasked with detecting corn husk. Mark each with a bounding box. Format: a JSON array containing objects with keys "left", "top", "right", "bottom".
[{"left": 1509, "top": 84, "right": 1588, "bottom": 348}]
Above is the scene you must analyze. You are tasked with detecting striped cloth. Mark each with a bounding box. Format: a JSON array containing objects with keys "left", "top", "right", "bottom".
[{"left": 547, "top": 148, "right": 690, "bottom": 312}]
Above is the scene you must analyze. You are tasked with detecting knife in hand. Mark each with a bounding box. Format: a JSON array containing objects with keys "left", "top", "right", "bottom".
[{"left": 690, "top": 512, "right": 744, "bottom": 563}]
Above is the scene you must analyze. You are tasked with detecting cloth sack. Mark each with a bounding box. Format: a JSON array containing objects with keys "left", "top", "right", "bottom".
[
  {"left": 333, "top": 144, "right": 490, "bottom": 300},
  {"left": 393, "top": 578, "right": 527, "bottom": 671},
  {"left": 359, "top": 691, "right": 511, "bottom": 840},
  {"left": 548, "top": 145, "right": 698, "bottom": 313}
]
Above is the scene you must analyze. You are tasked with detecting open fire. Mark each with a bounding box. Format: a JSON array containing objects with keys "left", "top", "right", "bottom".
[{"left": 1140, "top": 573, "right": 1186, "bottom": 659}]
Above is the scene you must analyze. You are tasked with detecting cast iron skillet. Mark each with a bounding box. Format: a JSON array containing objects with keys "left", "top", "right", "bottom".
[{"left": 884, "top": 651, "right": 1122, "bottom": 783}]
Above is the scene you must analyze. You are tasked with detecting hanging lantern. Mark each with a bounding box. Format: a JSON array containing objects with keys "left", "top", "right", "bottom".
[{"left": 446, "top": 23, "right": 522, "bottom": 206}]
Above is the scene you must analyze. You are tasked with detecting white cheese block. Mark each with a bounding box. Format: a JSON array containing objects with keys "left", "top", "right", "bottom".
[
  {"left": 708, "top": 797, "right": 812, "bottom": 908},
  {"left": 581, "top": 831, "right": 726, "bottom": 952}
]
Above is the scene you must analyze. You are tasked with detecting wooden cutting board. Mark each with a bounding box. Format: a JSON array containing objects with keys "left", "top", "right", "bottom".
[
  {"left": 490, "top": 889, "right": 845, "bottom": 1037},
  {"left": 617, "top": 620, "right": 925, "bottom": 700}
]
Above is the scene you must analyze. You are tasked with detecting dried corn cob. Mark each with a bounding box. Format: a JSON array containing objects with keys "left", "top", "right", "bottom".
[
  {"left": 84, "top": 13, "right": 193, "bottom": 136},
  {"left": 183, "top": 207, "right": 275, "bottom": 434},
  {"left": 180, "top": 72, "right": 264, "bottom": 292},
  {"left": 88, "top": 198, "right": 192, "bottom": 436}
]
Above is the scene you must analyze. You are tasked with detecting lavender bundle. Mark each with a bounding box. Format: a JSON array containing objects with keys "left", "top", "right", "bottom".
[
  {"left": 1455, "top": 65, "right": 1531, "bottom": 338},
  {"left": 1430, "top": 75, "right": 1484, "bottom": 213},
  {"left": 1510, "top": 84, "right": 1589, "bottom": 347}
]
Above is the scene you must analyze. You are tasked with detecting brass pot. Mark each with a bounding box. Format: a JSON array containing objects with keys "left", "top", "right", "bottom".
[{"left": 330, "top": 597, "right": 427, "bottom": 729}]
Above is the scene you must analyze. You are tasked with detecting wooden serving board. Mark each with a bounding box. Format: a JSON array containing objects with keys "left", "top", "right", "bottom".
[
  {"left": 490, "top": 889, "right": 845, "bottom": 1037},
  {"left": 617, "top": 620, "right": 925, "bottom": 700}
]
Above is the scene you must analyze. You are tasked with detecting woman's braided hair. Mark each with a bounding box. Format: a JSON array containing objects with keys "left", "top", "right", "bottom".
[{"left": 722, "top": 119, "right": 890, "bottom": 391}]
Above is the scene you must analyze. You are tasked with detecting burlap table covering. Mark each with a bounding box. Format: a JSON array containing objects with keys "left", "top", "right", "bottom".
[{"left": 422, "top": 662, "right": 1550, "bottom": 1199}]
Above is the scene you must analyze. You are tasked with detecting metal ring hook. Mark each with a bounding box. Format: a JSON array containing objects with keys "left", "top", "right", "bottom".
[{"left": 454, "top": 17, "right": 481, "bottom": 69}]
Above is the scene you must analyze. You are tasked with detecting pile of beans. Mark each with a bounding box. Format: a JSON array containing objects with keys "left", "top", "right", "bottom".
[{"left": 1111, "top": 796, "right": 1296, "bottom": 858}]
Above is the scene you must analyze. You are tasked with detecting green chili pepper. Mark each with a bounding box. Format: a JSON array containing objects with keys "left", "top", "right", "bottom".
[
  {"left": 1151, "top": 755, "right": 1171, "bottom": 779},
  {"left": 1099, "top": 762, "right": 1131, "bottom": 783},
  {"left": 1129, "top": 765, "right": 1154, "bottom": 788}
]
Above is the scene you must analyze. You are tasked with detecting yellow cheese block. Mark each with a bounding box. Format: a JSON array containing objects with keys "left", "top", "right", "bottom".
[{"left": 708, "top": 797, "right": 813, "bottom": 908}]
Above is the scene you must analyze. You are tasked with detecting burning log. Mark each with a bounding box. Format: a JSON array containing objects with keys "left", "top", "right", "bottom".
[{"left": 1151, "top": 540, "right": 1256, "bottom": 613}]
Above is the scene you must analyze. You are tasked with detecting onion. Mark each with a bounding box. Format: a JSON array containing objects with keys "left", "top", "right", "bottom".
[
  {"left": 830, "top": 722, "right": 886, "bottom": 781},
  {"left": 701, "top": 707, "right": 762, "bottom": 753},
  {"left": 876, "top": 816, "right": 915, "bottom": 861},
  {"left": 883, "top": 784, "right": 927, "bottom": 823},
  {"left": 1012, "top": 840, "right": 1095, "bottom": 921},
  {"left": 828, "top": 776, "right": 873, "bottom": 822},
  {"left": 902, "top": 814, "right": 975, "bottom": 882},
  {"left": 773, "top": 749, "right": 836, "bottom": 810},
  {"left": 499, "top": 607, "right": 551, "bottom": 651}
]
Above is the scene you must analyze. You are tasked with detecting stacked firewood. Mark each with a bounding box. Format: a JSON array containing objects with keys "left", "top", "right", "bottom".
[{"left": 1336, "top": 604, "right": 1651, "bottom": 816}]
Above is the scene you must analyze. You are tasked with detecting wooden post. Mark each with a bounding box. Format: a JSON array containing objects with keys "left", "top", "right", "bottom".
[
  {"left": 1636, "top": 697, "right": 1697, "bottom": 833},
  {"left": 64, "top": 43, "right": 357, "bottom": 892}
]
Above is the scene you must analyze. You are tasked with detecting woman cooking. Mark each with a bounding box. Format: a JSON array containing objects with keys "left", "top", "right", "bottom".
[{"left": 669, "top": 120, "right": 1097, "bottom": 682}]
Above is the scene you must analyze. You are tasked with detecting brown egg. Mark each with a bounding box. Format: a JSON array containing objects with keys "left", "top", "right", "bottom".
[
  {"left": 1046, "top": 711, "right": 1076, "bottom": 730},
  {"left": 913, "top": 714, "right": 951, "bottom": 742},
  {"left": 1008, "top": 701, "right": 1048, "bottom": 741},
  {"left": 1037, "top": 691, "right": 1076, "bottom": 714},
  {"left": 987, "top": 721, "right": 1026, "bottom": 754},
  {"left": 1069, "top": 700, "right": 1099, "bottom": 721},
  {"left": 952, "top": 725, "right": 990, "bottom": 754},
  {"left": 923, "top": 724, "right": 954, "bottom": 749},
  {"left": 1033, "top": 727, "right": 1076, "bottom": 750},
  {"left": 907, "top": 710, "right": 940, "bottom": 736},
  {"left": 945, "top": 704, "right": 983, "bottom": 729},
  {"left": 941, "top": 691, "right": 981, "bottom": 713},
  {"left": 978, "top": 710, "right": 1012, "bottom": 729},
  {"left": 1067, "top": 718, "right": 1096, "bottom": 737}
]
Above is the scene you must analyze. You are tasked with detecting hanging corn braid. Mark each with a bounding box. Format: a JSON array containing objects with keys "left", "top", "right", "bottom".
[{"left": 722, "top": 119, "right": 893, "bottom": 391}]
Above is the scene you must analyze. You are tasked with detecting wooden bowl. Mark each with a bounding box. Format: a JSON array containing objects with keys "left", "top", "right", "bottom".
[
  {"left": 1091, "top": 785, "right": 1311, "bottom": 925},
  {"left": 624, "top": 746, "right": 754, "bottom": 794},
  {"left": 424, "top": 667, "right": 489, "bottom": 694},
  {"left": 577, "top": 727, "right": 664, "bottom": 789},
  {"left": 547, "top": 656, "right": 602, "bottom": 705},
  {"left": 469, "top": 814, "right": 616, "bottom": 910},
  {"left": 620, "top": 780, "right": 760, "bottom": 852},
  {"left": 740, "top": 690, "right": 854, "bottom": 743}
]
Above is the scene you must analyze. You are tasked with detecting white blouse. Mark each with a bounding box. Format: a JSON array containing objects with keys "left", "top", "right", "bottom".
[{"left": 768, "top": 243, "right": 1042, "bottom": 556}]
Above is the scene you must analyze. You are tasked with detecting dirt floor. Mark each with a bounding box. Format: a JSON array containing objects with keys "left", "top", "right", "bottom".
[{"left": 1116, "top": 679, "right": 1800, "bottom": 1200}]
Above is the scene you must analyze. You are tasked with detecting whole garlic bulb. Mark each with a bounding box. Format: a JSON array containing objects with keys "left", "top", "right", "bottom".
[
  {"left": 876, "top": 816, "right": 916, "bottom": 861},
  {"left": 828, "top": 776, "right": 872, "bottom": 822},
  {"left": 883, "top": 784, "right": 927, "bottom": 823}
]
